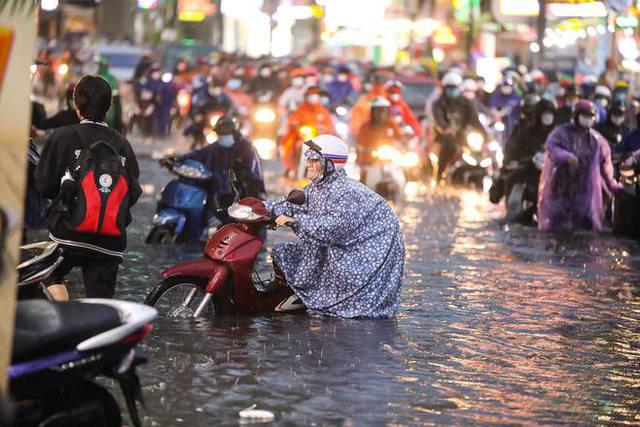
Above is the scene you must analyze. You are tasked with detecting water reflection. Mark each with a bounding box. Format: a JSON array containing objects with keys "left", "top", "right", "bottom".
[{"left": 83, "top": 161, "right": 640, "bottom": 424}]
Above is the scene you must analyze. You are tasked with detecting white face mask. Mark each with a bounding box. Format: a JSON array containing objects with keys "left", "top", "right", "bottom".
[
  {"left": 389, "top": 93, "right": 400, "bottom": 102},
  {"left": 611, "top": 114, "right": 625, "bottom": 126},
  {"left": 306, "top": 94, "right": 320, "bottom": 104},
  {"left": 217, "top": 134, "right": 235, "bottom": 147},
  {"left": 501, "top": 85, "right": 513, "bottom": 95},
  {"left": 541, "top": 113, "right": 554, "bottom": 126},
  {"left": 260, "top": 68, "right": 272, "bottom": 77},
  {"left": 291, "top": 77, "right": 304, "bottom": 88},
  {"left": 322, "top": 74, "right": 334, "bottom": 83},
  {"left": 337, "top": 74, "right": 348, "bottom": 82},
  {"left": 578, "top": 114, "right": 596, "bottom": 128}
]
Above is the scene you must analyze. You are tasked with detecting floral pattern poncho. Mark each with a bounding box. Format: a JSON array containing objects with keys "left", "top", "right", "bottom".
[{"left": 267, "top": 169, "right": 405, "bottom": 318}]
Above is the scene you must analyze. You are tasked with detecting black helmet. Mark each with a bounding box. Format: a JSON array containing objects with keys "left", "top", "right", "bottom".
[
  {"left": 609, "top": 99, "right": 626, "bottom": 115},
  {"left": 213, "top": 115, "right": 238, "bottom": 135},
  {"left": 521, "top": 93, "right": 541, "bottom": 118}
]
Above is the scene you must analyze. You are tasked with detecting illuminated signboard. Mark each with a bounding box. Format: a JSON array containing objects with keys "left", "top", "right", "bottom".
[
  {"left": 432, "top": 26, "right": 457, "bottom": 47},
  {"left": 137, "top": 0, "right": 158, "bottom": 9},
  {"left": 178, "top": 0, "right": 216, "bottom": 22},
  {"left": 548, "top": 1, "right": 607, "bottom": 17},
  {"left": 499, "top": 0, "right": 539, "bottom": 16}
]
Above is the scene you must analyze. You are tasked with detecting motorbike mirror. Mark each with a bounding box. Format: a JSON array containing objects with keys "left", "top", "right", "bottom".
[
  {"left": 286, "top": 189, "right": 306, "bottom": 205},
  {"left": 229, "top": 169, "right": 240, "bottom": 201}
]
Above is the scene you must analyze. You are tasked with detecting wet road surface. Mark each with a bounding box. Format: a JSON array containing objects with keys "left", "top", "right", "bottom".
[{"left": 65, "top": 158, "right": 640, "bottom": 425}]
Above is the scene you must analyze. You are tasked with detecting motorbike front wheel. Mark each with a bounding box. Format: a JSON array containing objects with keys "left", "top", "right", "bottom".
[
  {"left": 145, "top": 226, "right": 175, "bottom": 244},
  {"left": 144, "top": 277, "right": 217, "bottom": 319}
]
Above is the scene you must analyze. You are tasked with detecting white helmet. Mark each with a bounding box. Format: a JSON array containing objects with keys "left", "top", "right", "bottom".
[
  {"left": 462, "top": 78, "right": 478, "bottom": 92},
  {"left": 442, "top": 72, "right": 463, "bottom": 87},
  {"left": 371, "top": 96, "right": 391, "bottom": 108},
  {"left": 594, "top": 85, "right": 612, "bottom": 99},
  {"left": 307, "top": 134, "right": 349, "bottom": 169}
]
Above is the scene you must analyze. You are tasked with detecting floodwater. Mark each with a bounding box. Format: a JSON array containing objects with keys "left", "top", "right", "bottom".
[{"left": 108, "top": 160, "right": 640, "bottom": 425}]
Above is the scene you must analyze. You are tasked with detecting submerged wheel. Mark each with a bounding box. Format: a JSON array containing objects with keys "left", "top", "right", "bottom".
[
  {"left": 145, "top": 226, "right": 174, "bottom": 244},
  {"left": 144, "top": 276, "right": 217, "bottom": 319}
]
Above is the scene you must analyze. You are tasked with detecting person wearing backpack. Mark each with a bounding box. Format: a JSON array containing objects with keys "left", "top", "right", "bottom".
[{"left": 35, "top": 75, "right": 142, "bottom": 300}]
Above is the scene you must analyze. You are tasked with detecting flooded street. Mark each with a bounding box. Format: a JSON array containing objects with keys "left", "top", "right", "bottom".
[{"left": 113, "top": 158, "right": 640, "bottom": 425}]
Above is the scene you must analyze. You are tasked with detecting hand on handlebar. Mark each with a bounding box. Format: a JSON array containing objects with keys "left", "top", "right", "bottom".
[
  {"left": 275, "top": 215, "right": 295, "bottom": 227},
  {"left": 159, "top": 156, "right": 176, "bottom": 167}
]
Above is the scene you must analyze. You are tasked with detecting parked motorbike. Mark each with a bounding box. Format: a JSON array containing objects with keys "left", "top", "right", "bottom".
[
  {"left": 144, "top": 188, "right": 308, "bottom": 318},
  {"left": 250, "top": 91, "right": 278, "bottom": 160},
  {"left": 146, "top": 159, "right": 213, "bottom": 244},
  {"left": 612, "top": 166, "right": 640, "bottom": 239},
  {"left": 503, "top": 151, "right": 545, "bottom": 224},
  {"left": 8, "top": 298, "right": 156, "bottom": 427}
]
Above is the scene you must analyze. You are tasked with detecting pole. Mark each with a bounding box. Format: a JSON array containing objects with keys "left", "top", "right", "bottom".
[
  {"left": 466, "top": 0, "right": 475, "bottom": 66},
  {"left": 536, "top": 0, "right": 546, "bottom": 69}
]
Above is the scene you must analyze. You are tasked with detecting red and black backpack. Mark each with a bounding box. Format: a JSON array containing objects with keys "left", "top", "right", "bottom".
[{"left": 64, "top": 138, "right": 131, "bottom": 236}]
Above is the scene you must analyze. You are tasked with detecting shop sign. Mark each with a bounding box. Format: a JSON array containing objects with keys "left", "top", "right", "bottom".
[{"left": 178, "top": 0, "right": 216, "bottom": 22}]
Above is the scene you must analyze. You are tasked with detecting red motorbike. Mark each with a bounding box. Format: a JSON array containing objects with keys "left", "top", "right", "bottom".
[{"left": 144, "top": 187, "right": 307, "bottom": 318}]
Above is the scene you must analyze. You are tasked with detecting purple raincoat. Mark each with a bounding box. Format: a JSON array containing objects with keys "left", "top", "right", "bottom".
[{"left": 537, "top": 123, "right": 622, "bottom": 232}]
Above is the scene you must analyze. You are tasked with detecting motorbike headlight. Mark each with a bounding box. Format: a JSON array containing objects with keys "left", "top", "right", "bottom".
[
  {"left": 209, "top": 114, "right": 222, "bottom": 128},
  {"left": 462, "top": 152, "right": 478, "bottom": 166},
  {"left": 253, "top": 138, "right": 277, "bottom": 160},
  {"left": 57, "top": 63, "right": 69, "bottom": 76},
  {"left": 373, "top": 145, "right": 399, "bottom": 161},
  {"left": 255, "top": 107, "right": 276, "bottom": 123},
  {"left": 299, "top": 126, "right": 316, "bottom": 140},
  {"left": 162, "top": 72, "right": 173, "bottom": 83},
  {"left": 467, "top": 132, "right": 484, "bottom": 152},
  {"left": 479, "top": 157, "right": 492, "bottom": 168},
  {"left": 205, "top": 131, "right": 217, "bottom": 144},
  {"left": 494, "top": 121, "right": 505, "bottom": 132},
  {"left": 177, "top": 91, "right": 191, "bottom": 108},
  {"left": 228, "top": 204, "right": 261, "bottom": 221},
  {"left": 400, "top": 152, "right": 420, "bottom": 168}
]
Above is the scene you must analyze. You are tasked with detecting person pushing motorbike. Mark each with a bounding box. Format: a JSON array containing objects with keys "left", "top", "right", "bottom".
[
  {"left": 165, "top": 115, "right": 265, "bottom": 233},
  {"left": 268, "top": 135, "right": 405, "bottom": 318}
]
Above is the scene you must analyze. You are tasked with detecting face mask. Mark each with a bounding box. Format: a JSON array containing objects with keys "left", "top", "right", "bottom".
[
  {"left": 260, "top": 68, "right": 271, "bottom": 77},
  {"left": 389, "top": 93, "right": 401, "bottom": 102},
  {"left": 541, "top": 112, "right": 554, "bottom": 126},
  {"left": 151, "top": 72, "right": 161, "bottom": 80},
  {"left": 445, "top": 87, "right": 461, "bottom": 98},
  {"left": 217, "top": 134, "right": 235, "bottom": 147},
  {"left": 501, "top": 85, "right": 513, "bottom": 95},
  {"left": 337, "top": 74, "right": 348, "bottom": 82},
  {"left": 320, "top": 97, "right": 330, "bottom": 107},
  {"left": 291, "top": 77, "right": 304, "bottom": 88},
  {"left": 227, "top": 79, "right": 242, "bottom": 90},
  {"left": 578, "top": 114, "right": 595, "bottom": 129},
  {"left": 614, "top": 92, "right": 627, "bottom": 102},
  {"left": 209, "top": 87, "right": 222, "bottom": 96},
  {"left": 306, "top": 94, "right": 320, "bottom": 104},
  {"left": 611, "top": 114, "right": 625, "bottom": 126}
]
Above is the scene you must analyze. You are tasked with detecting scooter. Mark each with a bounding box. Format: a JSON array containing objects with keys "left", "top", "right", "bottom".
[
  {"left": 612, "top": 166, "right": 640, "bottom": 239},
  {"left": 8, "top": 298, "right": 156, "bottom": 427},
  {"left": 17, "top": 241, "right": 63, "bottom": 300},
  {"left": 503, "top": 151, "right": 545, "bottom": 224},
  {"left": 144, "top": 187, "right": 308, "bottom": 318},
  {"left": 146, "top": 159, "right": 213, "bottom": 244},
  {"left": 359, "top": 141, "right": 417, "bottom": 199}
]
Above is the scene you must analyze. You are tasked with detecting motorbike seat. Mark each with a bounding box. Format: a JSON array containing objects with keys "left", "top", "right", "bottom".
[{"left": 12, "top": 300, "right": 121, "bottom": 363}]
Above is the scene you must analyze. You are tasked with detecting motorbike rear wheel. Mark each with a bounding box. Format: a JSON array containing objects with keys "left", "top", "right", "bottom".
[{"left": 144, "top": 277, "right": 217, "bottom": 319}]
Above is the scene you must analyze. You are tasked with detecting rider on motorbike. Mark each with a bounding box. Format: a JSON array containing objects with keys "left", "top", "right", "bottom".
[
  {"left": 324, "top": 65, "right": 356, "bottom": 106},
  {"left": 595, "top": 100, "right": 630, "bottom": 149},
  {"left": 249, "top": 63, "right": 280, "bottom": 96},
  {"left": 349, "top": 72, "right": 388, "bottom": 138},
  {"left": 277, "top": 67, "right": 307, "bottom": 118},
  {"left": 169, "top": 115, "right": 265, "bottom": 231},
  {"left": 489, "top": 76, "right": 522, "bottom": 138},
  {"left": 555, "top": 82, "right": 580, "bottom": 125},
  {"left": 356, "top": 97, "right": 403, "bottom": 167},
  {"left": 268, "top": 134, "right": 405, "bottom": 318},
  {"left": 432, "top": 72, "right": 484, "bottom": 183},
  {"left": 280, "top": 86, "right": 335, "bottom": 177},
  {"left": 190, "top": 78, "right": 235, "bottom": 117},
  {"left": 385, "top": 80, "right": 423, "bottom": 137}
]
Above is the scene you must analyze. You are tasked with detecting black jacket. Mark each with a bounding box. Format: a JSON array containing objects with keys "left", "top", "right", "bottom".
[
  {"left": 595, "top": 119, "right": 629, "bottom": 148},
  {"left": 432, "top": 95, "right": 483, "bottom": 144},
  {"left": 35, "top": 122, "right": 142, "bottom": 257}
]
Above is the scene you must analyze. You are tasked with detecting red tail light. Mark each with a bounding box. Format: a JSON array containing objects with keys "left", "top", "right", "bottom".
[{"left": 122, "top": 323, "right": 154, "bottom": 345}]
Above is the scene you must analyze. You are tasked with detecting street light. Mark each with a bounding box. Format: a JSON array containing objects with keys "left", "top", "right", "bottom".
[{"left": 41, "top": 0, "right": 59, "bottom": 11}]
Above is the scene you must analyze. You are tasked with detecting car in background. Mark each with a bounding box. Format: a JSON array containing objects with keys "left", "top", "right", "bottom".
[
  {"left": 397, "top": 75, "right": 438, "bottom": 117},
  {"left": 161, "top": 43, "right": 219, "bottom": 72},
  {"left": 95, "top": 44, "right": 148, "bottom": 82}
]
